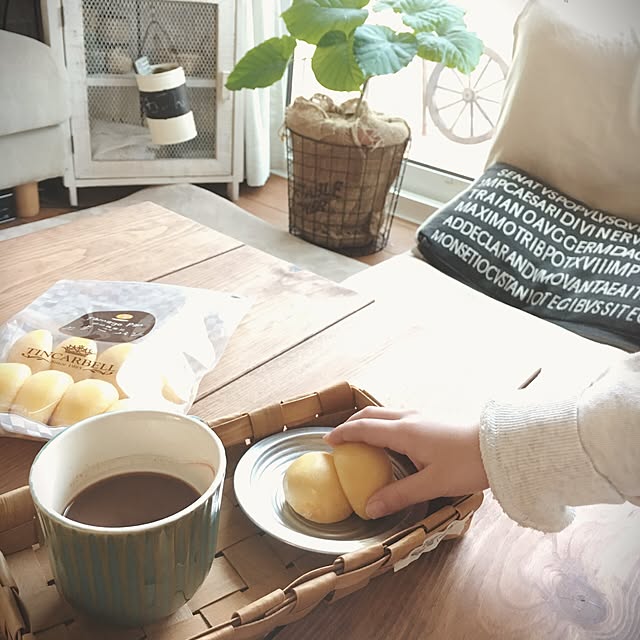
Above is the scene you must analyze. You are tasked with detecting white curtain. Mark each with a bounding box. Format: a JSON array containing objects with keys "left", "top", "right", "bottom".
[{"left": 241, "top": 0, "right": 292, "bottom": 186}]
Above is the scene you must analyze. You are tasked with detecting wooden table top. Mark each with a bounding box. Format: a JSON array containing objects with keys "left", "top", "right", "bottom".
[
  {"left": 0, "top": 202, "right": 373, "bottom": 493},
  {"left": 1, "top": 203, "right": 638, "bottom": 640}
]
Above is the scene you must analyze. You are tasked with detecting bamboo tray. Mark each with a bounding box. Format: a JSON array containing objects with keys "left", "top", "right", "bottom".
[{"left": 0, "top": 381, "right": 483, "bottom": 640}]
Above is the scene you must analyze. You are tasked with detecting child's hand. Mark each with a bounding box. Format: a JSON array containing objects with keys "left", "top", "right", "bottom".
[{"left": 323, "top": 406, "right": 489, "bottom": 518}]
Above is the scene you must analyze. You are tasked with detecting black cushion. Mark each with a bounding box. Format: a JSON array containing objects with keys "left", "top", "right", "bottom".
[{"left": 416, "top": 163, "right": 640, "bottom": 351}]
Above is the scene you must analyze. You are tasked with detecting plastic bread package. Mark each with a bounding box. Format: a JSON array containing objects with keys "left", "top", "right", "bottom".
[{"left": 0, "top": 280, "right": 251, "bottom": 441}]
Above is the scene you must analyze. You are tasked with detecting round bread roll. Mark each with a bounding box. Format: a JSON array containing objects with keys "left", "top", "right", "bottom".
[
  {"left": 105, "top": 397, "right": 149, "bottom": 412},
  {"left": 160, "top": 357, "right": 192, "bottom": 405},
  {"left": 11, "top": 370, "right": 74, "bottom": 423},
  {"left": 0, "top": 363, "right": 32, "bottom": 412},
  {"left": 283, "top": 451, "right": 353, "bottom": 524},
  {"left": 96, "top": 343, "right": 135, "bottom": 398},
  {"left": 49, "top": 379, "right": 119, "bottom": 426},
  {"left": 7, "top": 329, "right": 53, "bottom": 373},
  {"left": 332, "top": 442, "right": 393, "bottom": 520},
  {"left": 50, "top": 337, "right": 98, "bottom": 382},
  {"left": 110, "top": 343, "right": 165, "bottom": 400},
  {"left": 161, "top": 376, "right": 188, "bottom": 404}
]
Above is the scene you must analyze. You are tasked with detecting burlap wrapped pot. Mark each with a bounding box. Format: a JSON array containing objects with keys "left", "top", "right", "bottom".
[{"left": 285, "top": 94, "right": 410, "bottom": 255}]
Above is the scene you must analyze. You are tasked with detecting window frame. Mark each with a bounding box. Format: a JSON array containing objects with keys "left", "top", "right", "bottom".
[{"left": 397, "top": 162, "right": 471, "bottom": 224}]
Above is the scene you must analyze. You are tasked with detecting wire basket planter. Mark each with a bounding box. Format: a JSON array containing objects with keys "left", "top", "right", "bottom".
[{"left": 286, "top": 128, "right": 410, "bottom": 256}]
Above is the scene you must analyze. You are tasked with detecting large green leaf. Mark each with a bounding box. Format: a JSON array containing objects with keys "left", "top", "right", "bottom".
[
  {"left": 374, "top": 0, "right": 464, "bottom": 33},
  {"left": 416, "top": 27, "right": 482, "bottom": 73},
  {"left": 226, "top": 36, "right": 296, "bottom": 90},
  {"left": 282, "top": 0, "right": 369, "bottom": 45},
  {"left": 312, "top": 31, "right": 365, "bottom": 91},
  {"left": 353, "top": 25, "right": 417, "bottom": 77}
]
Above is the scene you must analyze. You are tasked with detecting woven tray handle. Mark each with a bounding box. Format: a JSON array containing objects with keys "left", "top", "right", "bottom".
[
  {"left": 0, "top": 486, "right": 39, "bottom": 557},
  {"left": 0, "top": 491, "right": 481, "bottom": 640},
  {"left": 0, "top": 487, "right": 39, "bottom": 640},
  {"left": 207, "top": 381, "right": 379, "bottom": 447},
  {"left": 187, "top": 494, "right": 482, "bottom": 640}
]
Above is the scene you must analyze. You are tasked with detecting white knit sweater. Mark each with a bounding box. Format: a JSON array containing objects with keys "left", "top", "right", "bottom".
[{"left": 479, "top": 352, "right": 640, "bottom": 532}]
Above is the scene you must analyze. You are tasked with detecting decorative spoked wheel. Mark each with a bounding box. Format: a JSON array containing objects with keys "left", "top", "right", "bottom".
[{"left": 424, "top": 47, "right": 509, "bottom": 144}]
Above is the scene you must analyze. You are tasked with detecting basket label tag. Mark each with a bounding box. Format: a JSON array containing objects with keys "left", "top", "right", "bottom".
[
  {"left": 393, "top": 512, "right": 473, "bottom": 572},
  {"left": 134, "top": 56, "right": 152, "bottom": 75}
]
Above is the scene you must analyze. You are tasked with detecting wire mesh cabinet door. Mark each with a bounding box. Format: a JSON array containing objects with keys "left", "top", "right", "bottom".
[{"left": 61, "top": 0, "right": 237, "bottom": 181}]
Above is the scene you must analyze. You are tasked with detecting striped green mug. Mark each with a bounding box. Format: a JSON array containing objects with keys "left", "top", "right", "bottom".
[{"left": 29, "top": 410, "right": 226, "bottom": 626}]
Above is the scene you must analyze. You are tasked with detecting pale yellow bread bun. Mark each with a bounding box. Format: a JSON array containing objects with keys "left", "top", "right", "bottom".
[
  {"left": 95, "top": 343, "right": 135, "bottom": 398},
  {"left": 161, "top": 371, "right": 190, "bottom": 405},
  {"left": 7, "top": 329, "right": 53, "bottom": 373},
  {"left": 11, "top": 370, "right": 73, "bottom": 423},
  {"left": 283, "top": 451, "right": 353, "bottom": 524},
  {"left": 105, "top": 398, "right": 151, "bottom": 412},
  {"left": 108, "top": 343, "right": 166, "bottom": 401},
  {"left": 49, "top": 379, "right": 119, "bottom": 426},
  {"left": 159, "top": 352, "right": 193, "bottom": 405},
  {"left": 0, "top": 363, "right": 32, "bottom": 412},
  {"left": 332, "top": 442, "right": 394, "bottom": 520}
]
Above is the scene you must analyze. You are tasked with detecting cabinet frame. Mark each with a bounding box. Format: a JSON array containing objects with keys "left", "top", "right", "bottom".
[{"left": 42, "top": 0, "right": 244, "bottom": 204}]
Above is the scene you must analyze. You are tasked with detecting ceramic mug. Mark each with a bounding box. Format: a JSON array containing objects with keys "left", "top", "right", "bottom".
[{"left": 29, "top": 410, "right": 226, "bottom": 626}]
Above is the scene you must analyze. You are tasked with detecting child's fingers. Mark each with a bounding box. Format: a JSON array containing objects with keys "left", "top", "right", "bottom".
[
  {"left": 343, "top": 406, "right": 408, "bottom": 423},
  {"left": 365, "top": 468, "right": 437, "bottom": 518},
  {"left": 323, "top": 417, "right": 413, "bottom": 454}
]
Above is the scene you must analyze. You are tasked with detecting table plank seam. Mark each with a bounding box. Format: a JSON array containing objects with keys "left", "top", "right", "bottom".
[
  {"left": 148, "top": 244, "right": 247, "bottom": 284},
  {"left": 192, "top": 299, "right": 376, "bottom": 409}
]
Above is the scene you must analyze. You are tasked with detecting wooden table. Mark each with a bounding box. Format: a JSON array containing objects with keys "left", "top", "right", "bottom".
[{"left": 1, "top": 203, "right": 638, "bottom": 640}]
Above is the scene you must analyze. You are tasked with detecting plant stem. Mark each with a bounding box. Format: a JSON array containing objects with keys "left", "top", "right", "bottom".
[{"left": 355, "top": 77, "right": 370, "bottom": 118}]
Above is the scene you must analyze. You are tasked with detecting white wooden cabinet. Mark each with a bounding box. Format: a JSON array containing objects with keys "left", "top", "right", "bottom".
[{"left": 42, "top": 0, "right": 243, "bottom": 204}]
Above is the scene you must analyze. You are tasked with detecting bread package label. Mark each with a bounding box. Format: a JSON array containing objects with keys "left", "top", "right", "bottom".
[
  {"left": 59, "top": 310, "right": 156, "bottom": 342},
  {"left": 0, "top": 279, "right": 251, "bottom": 438}
]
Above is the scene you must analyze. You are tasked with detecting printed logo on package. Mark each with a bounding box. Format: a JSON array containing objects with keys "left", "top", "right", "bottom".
[{"left": 60, "top": 310, "right": 156, "bottom": 343}]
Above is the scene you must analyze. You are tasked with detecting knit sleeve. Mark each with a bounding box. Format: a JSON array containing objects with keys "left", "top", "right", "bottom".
[{"left": 479, "top": 353, "right": 640, "bottom": 532}]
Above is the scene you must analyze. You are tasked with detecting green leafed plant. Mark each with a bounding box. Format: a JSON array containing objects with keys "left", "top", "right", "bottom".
[{"left": 226, "top": 0, "right": 483, "bottom": 97}]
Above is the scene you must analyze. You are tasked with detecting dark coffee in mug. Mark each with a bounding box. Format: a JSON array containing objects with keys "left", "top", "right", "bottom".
[{"left": 63, "top": 471, "right": 201, "bottom": 527}]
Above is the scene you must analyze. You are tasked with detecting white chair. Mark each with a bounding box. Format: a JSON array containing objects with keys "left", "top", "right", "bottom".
[{"left": 0, "top": 29, "right": 69, "bottom": 217}]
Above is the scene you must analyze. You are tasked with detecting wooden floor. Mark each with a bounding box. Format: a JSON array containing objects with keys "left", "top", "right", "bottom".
[{"left": 4, "top": 176, "right": 419, "bottom": 267}]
